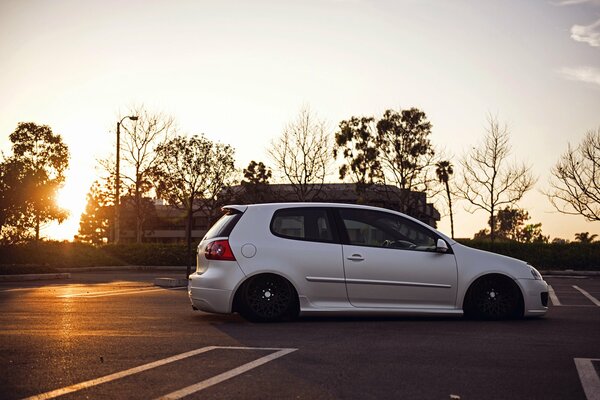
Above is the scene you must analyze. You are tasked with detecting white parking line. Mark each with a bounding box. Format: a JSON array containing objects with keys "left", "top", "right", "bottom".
[
  {"left": 156, "top": 348, "right": 297, "bottom": 399},
  {"left": 22, "top": 346, "right": 297, "bottom": 400},
  {"left": 548, "top": 285, "right": 561, "bottom": 306},
  {"left": 575, "top": 358, "right": 600, "bottom": 400},
  {"left": 573, "top": 286, "right": 600, "bottom": 307}
]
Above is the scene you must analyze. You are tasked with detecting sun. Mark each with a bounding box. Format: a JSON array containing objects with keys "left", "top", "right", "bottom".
[
  {"left": 42, "top": 182, "right": 90, "bottom": 241},
  {"left": 56, "top": 183, "right": 88, "bottom": 217}
]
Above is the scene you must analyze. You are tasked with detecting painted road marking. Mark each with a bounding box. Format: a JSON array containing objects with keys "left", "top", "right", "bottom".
[
  {"left": 58, "top": 286, "right": 185, "bottom": 299},
  {"left": 22, "top": 346, "right": 297, "bottom": 400},
  {"left": 573, "top": 286, "right": 600, "bottom": 307},
  {"left": 155, "top": 348, "right": 297, "bottom": 400},
  {"left": 575, "top": 358, "right": 600, "bottom": 400},
  {"left": 548, "top": 285, "right": 561, "bottom": 306}
]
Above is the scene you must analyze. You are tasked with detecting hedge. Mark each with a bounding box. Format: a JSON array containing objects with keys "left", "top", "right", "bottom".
[
  {"left": 458, "top": 240, "right": 600, "bottom": 270},
  {"left": 0, "top": 240, "right": 599, "bottom": 272},
  {"left": 0, "top": 241, "right": 190, "bottom": 269}
]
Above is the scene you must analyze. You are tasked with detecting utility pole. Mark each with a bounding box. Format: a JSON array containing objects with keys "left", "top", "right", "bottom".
[{"left": 115, "top": 115, "right": 138, "bottom": 244}]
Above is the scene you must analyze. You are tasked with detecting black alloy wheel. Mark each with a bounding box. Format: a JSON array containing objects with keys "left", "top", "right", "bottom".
[
  {"left": 465, "top": 276, "right": 522, "bottom": 320},
  {"left": 239, "top": 274, "right": 297, "bottom": 322}
]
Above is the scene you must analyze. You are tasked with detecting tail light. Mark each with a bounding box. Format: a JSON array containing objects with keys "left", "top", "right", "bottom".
[{"left": 205, "top": 240, "right": 236, "bottom": 261}]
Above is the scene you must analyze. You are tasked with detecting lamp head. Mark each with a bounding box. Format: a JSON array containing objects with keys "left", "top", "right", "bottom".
[{"left": 129, "top": 116, "right": 139, "bottom": 121}]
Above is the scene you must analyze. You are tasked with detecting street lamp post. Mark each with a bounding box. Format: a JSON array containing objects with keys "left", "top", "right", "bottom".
[{"left": 115, "top": 115, "right": 138, "bottom": 244}]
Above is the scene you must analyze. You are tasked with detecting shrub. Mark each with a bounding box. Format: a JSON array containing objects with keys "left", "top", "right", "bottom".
[
  {"left": 457, "top": 240, "right": 600, "bottom": 270},
  {"left": 0, "top": 242, "right": 189, "bottom": 268}
]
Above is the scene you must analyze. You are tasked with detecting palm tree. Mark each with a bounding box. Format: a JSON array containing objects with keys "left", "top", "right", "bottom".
[
  {"left": 574, "top": 232, "right": 598, "bottom": 243},
  {"left": 436, "top": 161, "right": 455, "bottom": 238}
]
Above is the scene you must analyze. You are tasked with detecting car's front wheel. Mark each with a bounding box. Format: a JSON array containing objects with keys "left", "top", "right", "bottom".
[
  {"left": 237, "top": 274, "right": 298, "bottom": 322},
  {"left": 464, "top": 275, "right": 523, "bottom": 320}
]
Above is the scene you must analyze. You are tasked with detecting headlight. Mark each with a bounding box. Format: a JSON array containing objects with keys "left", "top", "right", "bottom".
[{"left": 528, "top": 264, "right": 542, "bottom": 280}]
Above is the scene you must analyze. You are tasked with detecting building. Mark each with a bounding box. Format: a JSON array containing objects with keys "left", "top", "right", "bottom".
[{"left": 119, "top": 183, "right": 440, "bottom": 243}]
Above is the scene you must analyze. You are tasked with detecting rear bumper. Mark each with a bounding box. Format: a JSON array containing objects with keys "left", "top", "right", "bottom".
[
  {"left": 189, "top": 286, "right": 233, "bottom": 314},
  {"left": 188, "top": 262, "right": 246, "bottom": 314},
  {"left": 517, "top": 278, "right": 549, "bottom": 317}
]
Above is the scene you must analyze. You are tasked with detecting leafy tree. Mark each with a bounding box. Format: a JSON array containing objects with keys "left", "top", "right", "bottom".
[
  {"left": 243, "top": 161, "right": 272, "bottom": 185},
  {"left": 153, "top": 134, "right": 236, "bottom": 276},
  {"left": 1, "top": 122, "right": 69, "bottom": 241},
  {"left": 495, "top": 207, "right": 530, "bottom": 241},
  {"left": 435, "top": 160, "right": 455, "bottom": 238},
  {"left": 456, "top": 115, "right": 536, "bottom": 243},
  {"left": 268, "top": 106, "right": 332, "bottom": 201},
  {"left": 118, "top": 105, "right": 176, "bottom": 243},
  {"left": 474, "top": 206, "right": 547, "bottom": 243},
  {"left": 239, "top": 160, "right": 273, "bottom": 203},
  {"left": 0, "top": 157, "right": 36, "bottom": 243},
  {"left": 574, "top": 232, "right": 598, "bottom": 243},
  {"left": 518, "top": 223, "right": 548, "bottom": 244},
  {"left": 548, "top": 128, "right": 600, "bottom": 221},
  {"left": 77, "top": 180, "right": 113, "bottom": 244},
  {"left": 375, "top": 108, "right": 437, "bottom": 217},
  {"left": 334, "top": 116, "right": 382, "bottom": 190}
]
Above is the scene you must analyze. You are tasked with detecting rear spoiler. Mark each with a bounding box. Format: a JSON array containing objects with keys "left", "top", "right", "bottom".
[{"left": 222, "top": 205, "right": 248, "bottom": 214}]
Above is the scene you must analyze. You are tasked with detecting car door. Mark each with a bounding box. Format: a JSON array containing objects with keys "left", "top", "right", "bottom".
[
  {"left": 267, "top": 207, "right": 347, "bottom": 307},
  {"left": 336, "top": 208, "right": 458, "bottom": 309}
]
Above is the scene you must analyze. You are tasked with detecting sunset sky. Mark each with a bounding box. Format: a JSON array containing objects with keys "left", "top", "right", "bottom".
[{"left": 1, "top": 0, "right": 599, "bottom": 241}]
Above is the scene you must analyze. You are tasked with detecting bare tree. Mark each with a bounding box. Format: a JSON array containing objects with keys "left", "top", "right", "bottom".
[
  {"left": 456, "top": 115, "right": 536, "bottom": 242},
  {"left": 547, "top": 128, "right": 600, "bottom": 222},
  {"left": 268, "top": 106, "right": 332, "bottom": 201},
  {"left": 118, "top": 105, "right": 176, "bottom": 243}
]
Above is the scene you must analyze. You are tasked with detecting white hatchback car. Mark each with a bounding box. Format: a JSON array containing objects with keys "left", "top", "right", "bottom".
[{"left": 188, "top": 203, "right": 549, "bottom": 322}]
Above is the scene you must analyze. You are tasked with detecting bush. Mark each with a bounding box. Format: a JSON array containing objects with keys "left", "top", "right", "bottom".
[
  {"left": 101, "top": 244, "right": 188, "bottom": 266},
  {"left": 0, "top": 241, "right": 124, "bottom": 267},
  {"left": 0, "top": 241, "right": 190, "bottom": 269},
  {"left": 0, "top": 240, "right": 598, "bottom": 271},
  {"left": 458, "top": 240, "right": 600, "bottom": 270}
]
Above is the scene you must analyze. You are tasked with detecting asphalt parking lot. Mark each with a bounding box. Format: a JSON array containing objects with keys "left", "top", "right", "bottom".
[{"left": 0, "top": 272, "right": 599, "bottom": 400}]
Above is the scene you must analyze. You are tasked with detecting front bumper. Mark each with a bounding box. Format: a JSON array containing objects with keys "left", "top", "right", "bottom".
[{"left": 517, "top": 278, "right": 549, "bottom": 317}]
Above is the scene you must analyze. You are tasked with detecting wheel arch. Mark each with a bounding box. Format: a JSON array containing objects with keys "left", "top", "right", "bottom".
[
  {"left": 462, "top": 272, "right": 525, "bottom": 317},
  {"left": 231, "top": 271, "right": 301, "bottom": 314}
]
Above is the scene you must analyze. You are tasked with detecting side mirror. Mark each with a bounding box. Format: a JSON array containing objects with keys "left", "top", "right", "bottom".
[{"left": 436, "top": 239, "right": 448, "bottom": 253}]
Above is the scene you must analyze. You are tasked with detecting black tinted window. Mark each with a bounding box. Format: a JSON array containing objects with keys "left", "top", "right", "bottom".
[
  {"left": 338, "top": 208, "right": 438, "bottom": 251},
  {"left": 271, "top": 208, "right": 335, "bottom": 243},
  {"left": 204, "top": 211, "right": 242, "bottom": 240}
]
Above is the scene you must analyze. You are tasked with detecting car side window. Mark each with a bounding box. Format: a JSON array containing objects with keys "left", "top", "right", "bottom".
[
  {"left": 271, "top": 208, "right": 336, "bottom": 243},
  {"left": 338, "top": 208, "right": 438, "bottom": 251}
]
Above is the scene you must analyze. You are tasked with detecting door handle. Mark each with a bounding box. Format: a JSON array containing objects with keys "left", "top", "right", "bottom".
[{"left": 346, "top": 254, "right": 364, "bottom": 261}]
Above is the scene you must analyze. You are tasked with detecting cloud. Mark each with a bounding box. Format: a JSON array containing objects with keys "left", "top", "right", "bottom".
[
  {"left": 571, "top": 18, "right": 600, "bottom": 47},
  {"left": 560, "top": 66, "right": 600, "bottom": 86}
]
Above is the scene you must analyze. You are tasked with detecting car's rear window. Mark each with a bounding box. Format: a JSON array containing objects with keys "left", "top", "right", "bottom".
[{"left": 203, "top": 210, "right": 243, "bottom": 240}]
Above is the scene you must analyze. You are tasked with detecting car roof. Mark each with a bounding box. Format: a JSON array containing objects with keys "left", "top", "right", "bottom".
[{"left": 222, "top": 202, "right": 455, "bottom": 244}]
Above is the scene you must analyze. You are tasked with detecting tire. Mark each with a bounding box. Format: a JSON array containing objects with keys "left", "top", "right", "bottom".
[
  {"left": 464, "top": 275, "right": 523, "bottom": 320},
  {"left": 238, "top": 274, "right": 298, "bottom": 322}
]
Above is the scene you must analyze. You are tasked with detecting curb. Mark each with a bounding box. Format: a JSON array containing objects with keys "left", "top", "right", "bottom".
[
  {"left": 0, "top": 273, "right": 71, "bottom": 282},
  {"left": 56, "top": 266, "right": 187, "bottom": 273},
  {"left": 154, "top": 277, "right": 189, "bottom": 288}
]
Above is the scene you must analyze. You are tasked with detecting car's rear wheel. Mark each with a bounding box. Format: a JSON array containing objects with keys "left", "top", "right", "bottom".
[
  {"left": 238, "top": 274, "right": 298, "bottom": 322},
  {"left": 464, "top": 275, "right": 523, "bottom": 320}
]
